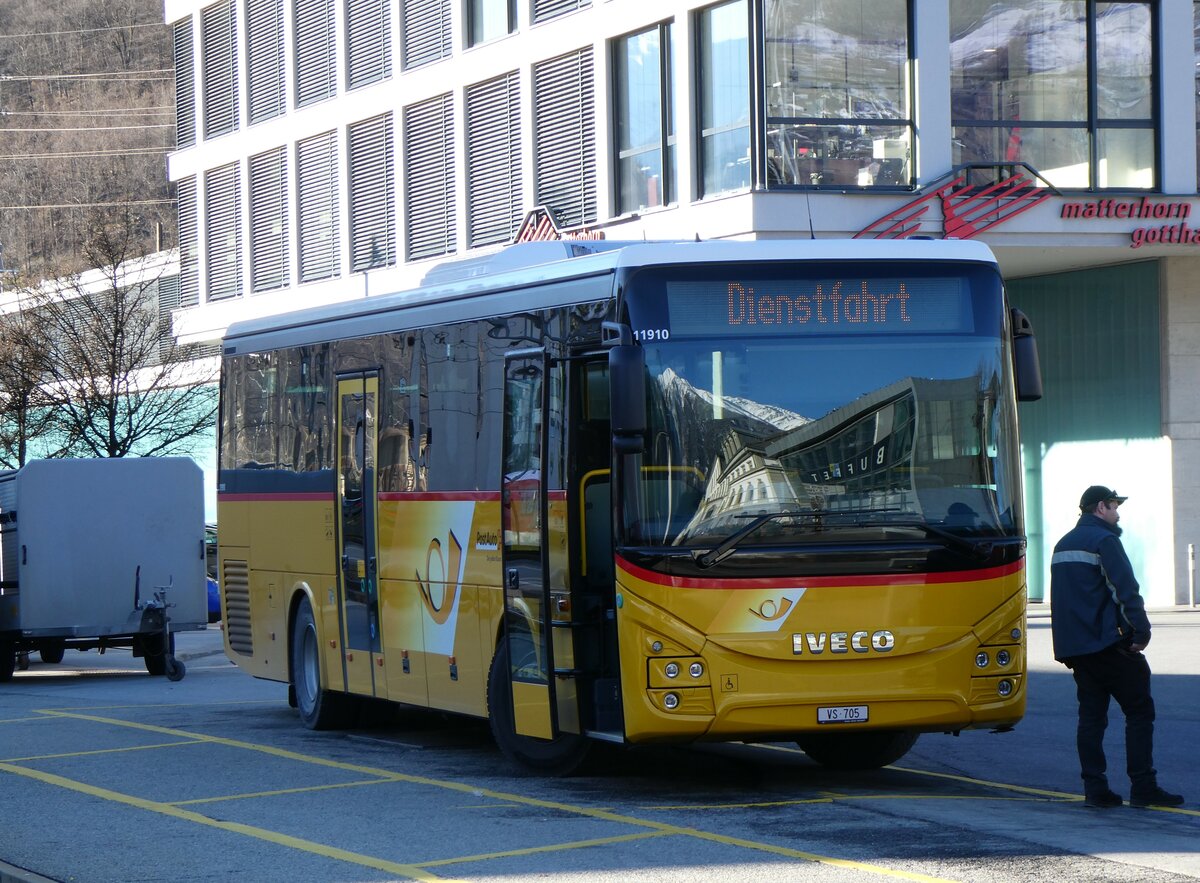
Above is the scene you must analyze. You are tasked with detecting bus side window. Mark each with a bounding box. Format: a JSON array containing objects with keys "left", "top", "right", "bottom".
[{"left": 579, "top": 361, "right": 612, "bottom": 587}]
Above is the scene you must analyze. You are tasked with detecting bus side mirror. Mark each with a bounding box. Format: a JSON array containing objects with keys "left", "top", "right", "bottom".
[
  {"left": 604, "top": 322, "right": 646, "bottom": 454},
  {"left": 1011, "top": 308, "right": 1043, "bottom": 403}
]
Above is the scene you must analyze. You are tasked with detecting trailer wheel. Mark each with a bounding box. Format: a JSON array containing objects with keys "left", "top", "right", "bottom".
[
  {"left": 486, "top": 637, "right": 592, "bottom": 776},
  {"left": 165, "top": 656, "right": 186, "bottom": 682},
  {"left": 0, "top": 639, "right": 14, "bottom": 682},
  {"left": 40, "top": 640, "right": 66, "bottom": 665},
  {"left": 141, "top": 633, "right": 175, "bottom": 676},
  {"left": 797, "top": 730, "right": 919, "bottom": 770},
  {"left": 291, "top": 596, "right": 353, "bottom": 729}
]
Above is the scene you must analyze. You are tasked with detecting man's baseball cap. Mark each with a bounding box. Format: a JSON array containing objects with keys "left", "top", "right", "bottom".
[{"left": 1080, "top": 485, "right": 1128, "bottom": 510}]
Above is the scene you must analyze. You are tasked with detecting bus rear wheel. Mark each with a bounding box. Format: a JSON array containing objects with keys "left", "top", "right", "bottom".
[
  {"left": 486, "top": 638, "right": 592, "bottom": 776},
  {"left": 40, "top": 640, "right": 66, "bottom": 665},
  {"left": 797, "top": 730, "right": 918, "bottom": 770},
  {"left": 291, "top": 596, "right": 353, "bottom": 729}
]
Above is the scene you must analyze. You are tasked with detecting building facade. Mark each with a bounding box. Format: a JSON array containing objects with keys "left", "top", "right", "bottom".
[{"left": 163, "top": 0, "right": 1200, "bottom": 607}]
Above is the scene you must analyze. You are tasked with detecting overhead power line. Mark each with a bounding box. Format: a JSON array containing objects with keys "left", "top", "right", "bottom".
[
  {"left": 0, "top": 22, "right": 167, "bottom": 40},
  {"left": 1, "top": 108, "right": 173, "bottom": 116},
  {"left": 0, "top": 71, "right": 173, "bottom": 82},
  {"left": 0, "top": 124, "right": 173, "bottom": 132},
  {"left": 0, "top": 146, "right": 172, "bottom": 159},
  {"left": 0, "top": 199, "right": 175, "bottom": 210}
]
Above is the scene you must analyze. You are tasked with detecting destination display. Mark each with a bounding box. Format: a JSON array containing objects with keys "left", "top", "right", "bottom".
[{"left": 656, "top": 276, "right": 975, "bottom": 338}]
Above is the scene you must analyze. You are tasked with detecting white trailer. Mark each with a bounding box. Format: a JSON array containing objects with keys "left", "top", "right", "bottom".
[{"left": 0, "top": 458, "right": 207, "bottom": 680}]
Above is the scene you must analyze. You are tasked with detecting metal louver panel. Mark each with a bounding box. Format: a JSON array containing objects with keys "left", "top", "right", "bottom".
[
  {"left": 466, "top": 72, "right": 522, "bottom": 248},
  {"left": 178, "top": 176, "right": 200, "bottom": 307},
  {"left": 404, "top": 93, "right": 455, "bottom": 260},
  {"left": 297, "top": 130, "right": 340, "bottom": 281},
  {"left": 201, "top": 0, "right": 239, "bottom": 138},
  {"left": 401, "top": 0, "right": 451, "bottom": 71},
  {"left": 346, "top": 0, "right": 392, "bottom": 89},
  {"left": 156, "top": 274, "right": 181, "bottom": 363},
  {"left": 348, "top": 114, "right": 396, "bottom": 271},
  {"left": 223, "top": 559, "right": 253, "bottom": 656},
  {"left": 173, "top": 19, "right": 196, "bottom": 147},
  {"left": 204, "top": 162, "right": 244, "bottom": 300},
  {"left": 246, "top": 0, "right": 286, "bottom": 124},
  {"left": 295, "top": 0, "right": 336, "bottom": 107},
  {"left": 532, "top": 0, "right": 589, "bottom": 24},
  {"left": 533, "top": 48, "right": 596, "bottom": 228},
  {"left": 249, "top": 147, "right": 290, "bottom": 291}
]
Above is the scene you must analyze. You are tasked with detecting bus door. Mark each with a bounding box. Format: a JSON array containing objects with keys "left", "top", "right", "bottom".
[
  {"left": 501, "top": 350, "right": 577, "bottom": 740},
  {"left": 336, "top": 372, "right": 383, "bottom": 698}
]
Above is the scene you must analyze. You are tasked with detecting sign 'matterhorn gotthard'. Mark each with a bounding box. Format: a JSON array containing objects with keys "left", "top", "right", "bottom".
[{"left": 1060, "top": 197, "right": 1198, "bottom": 248}]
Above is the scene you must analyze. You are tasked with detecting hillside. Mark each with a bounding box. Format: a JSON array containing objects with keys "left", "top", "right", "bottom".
[{"left": 0, "top": 0, "right": 174, "bottom": 278}]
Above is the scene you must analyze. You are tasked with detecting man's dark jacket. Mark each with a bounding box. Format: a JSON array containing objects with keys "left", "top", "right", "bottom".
[{"left": 1049, "top": 513, "right": 1151, "bottom": 661}]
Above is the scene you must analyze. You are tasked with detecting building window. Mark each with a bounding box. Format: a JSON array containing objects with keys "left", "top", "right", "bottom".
[
  {"left": 296, "top": 130, "right": 340, "bottom": 281},
  {"left": 466, "top": 72, "right": 522, "bottom": 247},
  {"left": 178, "top": 176, "right": 200, "bottom": 307},
  {"left": 952, "top": 1, "right": 1156, "bottom": 190},
  {"left": 404, "top": 93, "right": 456, "bottom": 260},
  {"left": 401, "top": 0, "right": 451, "bottom": 70},
  {"left": 698, "top": 0, "right": 749, "bottom": 196},
  {"left": 248, "top": 147, "right": 289, "bottom": 291},
  {"left": 205, "top": 163, "right": 244, "bottom": 300},
  {"left": 533, "top": 48, "right": 597, "bottom": 229},
  {"left": 201, "top": 0, "right": 238, "bottom": 139},
  {"left": 173, "top": 19, "right": 196, "bottom": 148},
  {"left": 295, "top": 0, "right": 337, "bottom": 107},
  {"left": 246, "top": 0, "right": 286, "bottom": 124},
  {"left": 467, "top": 0, "right": 514, "bottom": 48},
  {"left": 348, "top": 113, "right": 396, "bottom": 271},
  {"left": 346, "top": 0, "right": 392, "bottom": 89},
  {"left": 533, "top": 0, "right": 589, "bottom": 24},
  {"left": 764, "top": 0, "right": 912, "bottom": 189},
  {"left": 614, "top": 22, "right": 674, "bottom": 214}
]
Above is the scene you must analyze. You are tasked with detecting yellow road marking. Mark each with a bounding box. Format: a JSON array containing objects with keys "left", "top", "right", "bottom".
[
  {"left": 171, "top": 776, "right": 400, "bottom": 806},
  {"left": 22, "top": 709, "right": 962, "bottom": 882},
  {"left": 0, "top": 760, "right": 463, "bottom": 883},
  {"left": 414, "top": 830, "right": 671, "bottom": 868},
  {"left": 3, "top": 740, "right": 205, "bottom": 763}
]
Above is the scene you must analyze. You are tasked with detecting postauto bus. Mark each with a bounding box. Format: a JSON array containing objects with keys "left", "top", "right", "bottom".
[{"left": 216, "top": 238, "right": 1042, "bottom": 773}]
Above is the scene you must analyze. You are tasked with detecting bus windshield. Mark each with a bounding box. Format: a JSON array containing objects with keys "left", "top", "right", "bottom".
[{"left": 619, "top": 260, "right": 1023, "bottom": 553}]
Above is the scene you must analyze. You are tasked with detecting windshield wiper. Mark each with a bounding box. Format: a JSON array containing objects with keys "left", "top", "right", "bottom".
[
  {"left": 692, "top": 511, "right": 812, "bottom": 568},
  {"left": 691, "top": 510, "right": 995, "bottom": 567}
]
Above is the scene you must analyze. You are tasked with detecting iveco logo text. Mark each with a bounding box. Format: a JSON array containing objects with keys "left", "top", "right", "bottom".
[{"left": 792, "top": 630, "right": 895, "bottom": 655}]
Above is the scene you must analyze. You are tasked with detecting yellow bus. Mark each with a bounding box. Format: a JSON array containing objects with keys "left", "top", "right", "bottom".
[{"left": 217, "top": 239, "right": 1042, "bottom": 773}]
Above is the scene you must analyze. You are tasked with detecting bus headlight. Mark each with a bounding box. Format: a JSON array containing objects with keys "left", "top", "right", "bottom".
[
  {"left": 664, "top": 662, "right": 679, "bottom": 678},
  {"left": 997, "top": 679, "right": 1014, "bottom": 697},
  {"left": 996, "top": 649, "right": 1011, "bottom": 667},
  {"left": 689, "top": 662, "right": 704, "bottom": 678},
  {"left": 975, "top": 651, "right": 990, "bottom": 668},
  {"left": 663, "top": 693, "right": 680, "bottom": 710}
]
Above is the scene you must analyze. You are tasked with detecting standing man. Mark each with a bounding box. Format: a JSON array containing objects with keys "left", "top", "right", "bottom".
[{"left": 1050, "top": 486, "right": 1184, "bottom": 808}]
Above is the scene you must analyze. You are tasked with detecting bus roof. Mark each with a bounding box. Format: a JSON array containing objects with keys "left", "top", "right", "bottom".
[{"left": 221, "top": 238, "right": 998, "bottom": 355}]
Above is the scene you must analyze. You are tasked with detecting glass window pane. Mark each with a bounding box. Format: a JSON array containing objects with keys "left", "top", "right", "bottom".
[
  {"left": 1096, "top": 3, "right": 1152, "bottom": 120},
  {"left": 469, "top": 0, "right": 513, "bottom": 46},
  {"left": 765, "top": 0, "right": 908, "bottom": 120},
  {"left": 699, "top": 0, "right": 749, "bottom": 196},
  {"left": 767, "top": 124, "right": 910, "bottom": 187},
  {"left": 1097, "top": 127, "right": 1154, "bottom": 188},
  {"left": 616, "top": 25, "right": 674, "bottom": 213},
  {"left": 951, "top": 1, "right": 1086, "bottom": 123},
  {"left": 954, "top": 124, "right": 1090, "bottom": 188}
]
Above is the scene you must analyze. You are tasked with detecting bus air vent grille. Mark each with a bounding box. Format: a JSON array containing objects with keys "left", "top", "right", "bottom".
[{"left": 222, "top": 560, "right": 252, "bottom": 656}]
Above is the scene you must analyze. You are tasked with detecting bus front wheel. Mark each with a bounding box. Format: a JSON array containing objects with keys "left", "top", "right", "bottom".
[
  {"left": 486, "top": 638, "right": 592, "bottom": 776},
  {"left": 798, "top": 730, "right": 919, "bottom": 770},
  {"left": 291, "top": 596, "right": 353, "bottom": 730}
]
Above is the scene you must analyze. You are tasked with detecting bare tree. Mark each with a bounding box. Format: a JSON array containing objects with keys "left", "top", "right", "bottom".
[
  {"left": 14, "top": 210, "right": 216, "bottom": 459},
  {"left": 0, "top": 302, "right": 73, "bottom": 468}
]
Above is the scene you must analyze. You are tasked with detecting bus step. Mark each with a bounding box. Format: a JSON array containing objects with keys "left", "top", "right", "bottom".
[{"left": 583, "top": 729, "right": 625, "bottom": 744}]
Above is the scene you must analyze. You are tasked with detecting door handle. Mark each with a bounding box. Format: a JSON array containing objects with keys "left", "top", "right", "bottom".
[{"left": 507, "top": 568, "right": 519, "bottom": 590}]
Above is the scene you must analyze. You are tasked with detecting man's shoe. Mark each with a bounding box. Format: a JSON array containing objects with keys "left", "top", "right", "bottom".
[
  {"left": 1130, "top": 787, "right": 1184, "bottom": 807},
  {"left": 1083, "top": 790, "right": 1123, "bottom": 808}
]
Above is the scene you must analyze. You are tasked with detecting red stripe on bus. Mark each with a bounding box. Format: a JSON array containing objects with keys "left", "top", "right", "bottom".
[
  {"left": 377, "top": 491, "right": 501, "bottom": 502},
  {"left": 615, "top": 555, "right": 1023, "bottom": 590},
  {"left": 218, "top": 492, "right": 334, "bottom": 502}
]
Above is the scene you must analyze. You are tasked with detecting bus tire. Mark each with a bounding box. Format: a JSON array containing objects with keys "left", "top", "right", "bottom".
[
  {"left": 486, "top": 637, "right": 592, "bottom": 776},
  {"left": 797, "top": 730, "right": 919, "bottom": 770},
  {"left": 291, "top": 596, "right": 352, "bottom": 730},
  {"left": 40, "top": 640, "right": 66, "bottom": 665}
]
